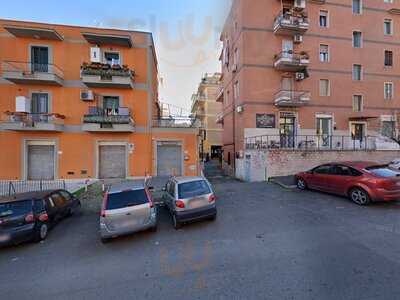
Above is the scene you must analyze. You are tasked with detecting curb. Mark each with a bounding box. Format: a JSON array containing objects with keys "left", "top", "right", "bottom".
[{"left": 269, "top": 178, "right": 297, "bottom": 190}]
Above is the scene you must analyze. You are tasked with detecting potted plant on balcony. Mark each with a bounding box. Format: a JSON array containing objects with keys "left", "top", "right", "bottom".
[{"left": 300, "top": 51, "right": 310, "bottom": 61}]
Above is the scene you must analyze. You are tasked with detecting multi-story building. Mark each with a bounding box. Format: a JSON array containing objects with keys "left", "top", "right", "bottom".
[
  {"left": 0, "top": 19, "right": 199, "bottom": 180},
  {"left": 191, "top": 73, "right": 223, "bottom": 160},
  {"left": 219, "top": 0, "right": 400, "bottom": 175}
]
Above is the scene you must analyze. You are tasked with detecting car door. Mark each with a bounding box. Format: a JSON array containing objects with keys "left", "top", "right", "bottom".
[
  {"left": 328, "top": 165, "right": 360, "bottom": 195},
  {"left": 49, "top": 192, "right": 67, "bottom": 220},
  {"left": 44, "top": 195, "right": 58, "bottom": 223},
  {"left": 58, "top": 190, "right": 76, "bottom": 212},
  {"left": 307, "top": 164, "right": 333, "bottom": 191},
  {"left": 165, "top": 181, "right": 176, "bottom": 212}
]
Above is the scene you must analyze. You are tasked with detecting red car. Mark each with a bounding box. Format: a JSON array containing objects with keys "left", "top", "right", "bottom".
[{"left": 295, "top": 161, "right": 400, "bottom": 205}]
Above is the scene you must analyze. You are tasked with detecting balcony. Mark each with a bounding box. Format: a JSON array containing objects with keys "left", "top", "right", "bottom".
[
  {"left": 273, "top": 12, "right": 309, "bottom": 36},
  {"left": 0, "top": 112, "right": 65, "bottom": 132},
  {"left": 153, "top": 117, "right": 201, "bottom": 128},
  {"left": 274, "top": 90, "right": 310, "bottom": 107},
  {"left": 274, "top": 51, "right": 310, "bottom": 72},
  {"left": 82, "top": 107, "right": 135, "bottom": 132},
  {"left": 80, "top": 62, "right": 134, "bottom": 89},
  {"left": 2, "top": 61, "right": 64, "bottom": 86}
]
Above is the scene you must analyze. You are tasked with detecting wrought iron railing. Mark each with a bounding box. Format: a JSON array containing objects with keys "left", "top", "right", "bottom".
[
  {"left": 274, "top": 12, "right": 309, "bottom": 29},
  {"left": 81, "top": 62, "right": 134, "bottom": 79},
  {"left": 245, "top": 135, "right": 377, "bottom": 151},
  {"left": 274, "top": 90, "right": 311, "bottom": 105},
  {"left": 83, "top": 106, "right": 133, "bottom": 124},
  {"left": 3, "top": 112, "right": 65, "bottom": 126},
  {"left": 2, "top": 60, "right": 64, "bottom": 79},
  {"left": 274, "top": 51, "right": 310, "bottom": 64},
  {"left": 0, "top": 180, "right": 66, "bottom": 197}
]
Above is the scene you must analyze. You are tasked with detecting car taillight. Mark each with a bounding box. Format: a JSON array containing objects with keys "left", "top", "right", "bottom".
[
  {"left": 208, "top": 194, "right": 216, "bottom": 203},
  {"left": 175, "top": 200, "right": 185, "bottom": 208},
  {"left": 38, "top": 213, "right": 49, "bottom": 222},
  {"left": 25, "top": 213, "right": 35, "bottom": 223}
]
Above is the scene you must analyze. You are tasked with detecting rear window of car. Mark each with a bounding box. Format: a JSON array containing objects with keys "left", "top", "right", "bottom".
[
  {"left": 0, "top": 200, "right": 32, "bottom": 217},
  {"left": 178, "top": 180, "right": 211, "bottom": 199},
  {"left": 106, "top": 189, "right": 149, "bottom": 210},
  {"left": 366, "top": 166, "right": 400, "bottom": 178}
]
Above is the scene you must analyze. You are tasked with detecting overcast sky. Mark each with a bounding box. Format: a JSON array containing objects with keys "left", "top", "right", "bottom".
[{"left": 0, "top": 0, "right": 231, "bottom": 113}]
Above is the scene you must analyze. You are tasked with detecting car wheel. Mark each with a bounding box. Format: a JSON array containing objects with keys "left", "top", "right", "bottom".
[
  {"left": 34, "top": 223, "right": 48, "bottom": 242},
  {"left": 172, "top": 214, "right": 182, "bottom": 230},
  {"left": 349, "top": 188, "right": 371, "bottom": 206},
  {"left": 297, "top": 178, "right": 307, "bottom": 190},
  {"left": 209, "top": 214, "right": 217, "bottom": 221}
]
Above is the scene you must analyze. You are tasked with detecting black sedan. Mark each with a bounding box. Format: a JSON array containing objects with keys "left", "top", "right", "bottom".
[{"left": 0, "top": 189, "right": 81, "bottom": 247}]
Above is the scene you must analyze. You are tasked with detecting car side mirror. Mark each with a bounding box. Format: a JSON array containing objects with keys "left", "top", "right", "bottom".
[{"left": 148, "top": 186, "right": 155, "bottom": 191}]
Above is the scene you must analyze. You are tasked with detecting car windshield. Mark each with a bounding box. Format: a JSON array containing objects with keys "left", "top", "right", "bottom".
[
  {"left": 0, "top": 200, "right": 32, "bottom": 217},
  {"left": 366, "top": 166, "right": 400, "bottom": 178},
  {"left": 106, "top": 189, "right": 148, "bottom": 210},
  {"left": 178, "top": 180, "right": 211, "bottom": 199}
]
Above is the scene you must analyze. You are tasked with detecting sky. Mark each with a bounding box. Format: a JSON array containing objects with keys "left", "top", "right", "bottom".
[{"left": 0, "top": 0, "right": 232, "bottom": 114}]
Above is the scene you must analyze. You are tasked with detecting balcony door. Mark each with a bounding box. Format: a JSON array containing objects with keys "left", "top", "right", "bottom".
[
  {"left": 103, "top": 96, "right": 120, "bottom": 115},
  {"left": 281, "top": 77, "right": 294, "bottom": 92},
  {"left": 280, "top": 112, "right": 296, "bottom": 148},
  {"left": 31, "top": 46, "right": 49, "bottom": 73},
  {"left": 31, "top": 93, "right": 49, "bottom": 122},
  {"left": 317, "top": 117, "right": 333, "bottom": 148},
  {"left": 282, "top": 40, "right": 293, "bottom": 58}
]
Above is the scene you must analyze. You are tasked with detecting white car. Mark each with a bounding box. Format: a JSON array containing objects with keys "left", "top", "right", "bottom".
[{"left": 389, "top": 159, "right": 400, "bottom": 170}]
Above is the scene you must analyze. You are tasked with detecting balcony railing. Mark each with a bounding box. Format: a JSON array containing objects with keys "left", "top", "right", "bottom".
[
  {"left": 274, "top": 90, "right": 310, "bottom": 107},
  {"left": 153, "top": 117, "right": 201, "bottom": 128},
  {"left": 80, "top": 62, "right": 134, "bottom": 89},
  {"left": 2, "top": 61, "right": 64, "bottom": 85},
  {"left": 1, "top": 112, "right": 65, "bottom": 131},
  {"left": 273, "top": 12, "right": 309, "bottom": 35},
  {"left": 83, "top": 107, "right": 133, "bottom": 124},
  {"left": 245, "top": 135, "right": 377, "bottom": 151},
  {"left": 273, "top": 51, "right": 310, "bottom": 71}
]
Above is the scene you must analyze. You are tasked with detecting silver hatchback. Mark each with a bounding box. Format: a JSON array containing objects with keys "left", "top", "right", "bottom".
[
  {"left": 100, "top": 181, "right": 157, "bottom": 243},
  {"left": 163, "top": 177, "right": 217, "bottom": 229}
]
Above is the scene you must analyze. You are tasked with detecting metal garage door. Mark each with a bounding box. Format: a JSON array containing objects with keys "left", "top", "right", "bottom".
[
  {"left": 27, "top": 145, "right": 55, "bottom": 180},
  {"left": 157, "top": 143, "right": 182, "bottom": 176},
  {"left": 99, "top": 145, "right": 126, "bottom": 179}
]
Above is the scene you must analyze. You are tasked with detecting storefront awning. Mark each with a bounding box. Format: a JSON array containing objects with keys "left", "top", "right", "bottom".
[{"left": 4, "top": 25, "right": 63, "bottom": 41}]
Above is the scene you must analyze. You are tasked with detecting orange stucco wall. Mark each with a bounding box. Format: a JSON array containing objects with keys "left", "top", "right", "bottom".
[{"left": 0, "top": 19, "right": 198, "bottom": 180}]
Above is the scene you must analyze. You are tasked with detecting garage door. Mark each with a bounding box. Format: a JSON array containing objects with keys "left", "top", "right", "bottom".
[
  {"left": 157, "top": 143, "right": 182, "bottom": 176},
  {"left": 99, "top": 145, "right": 126, "bottom": 179},
  {"left": 27, "top": 145, "right": 55, "bottom": 180}
]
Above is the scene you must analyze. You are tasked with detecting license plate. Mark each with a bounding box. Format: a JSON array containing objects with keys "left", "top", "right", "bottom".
[
  {"left": 0, "top": 234, "right": 10, "bottom": 243},
  {"left": 191, "top": 200, "right": 204, "bottom": 209}
]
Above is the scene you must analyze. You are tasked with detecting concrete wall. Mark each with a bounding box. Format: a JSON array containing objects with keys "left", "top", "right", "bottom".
[{"left": 237, "top": 149, "right": 400, "bottom": 182}]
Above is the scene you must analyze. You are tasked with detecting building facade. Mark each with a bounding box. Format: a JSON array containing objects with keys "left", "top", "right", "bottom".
[
  {"left": 219, "top": 0, "right": 400, "bottom": 175},
  {"left": 0, "top": 19, "right": 199, "bottom": 180},
  {"left": 191, "top": 73, "right": 223, "bottom": 160}
]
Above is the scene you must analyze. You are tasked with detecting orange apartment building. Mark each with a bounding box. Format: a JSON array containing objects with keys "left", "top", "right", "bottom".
[
  {"left": 218, "top": 0, "right": 400, "bottom": 175},
  {"left": 0, "top": 19, "right": 199, "bottom": 180}
]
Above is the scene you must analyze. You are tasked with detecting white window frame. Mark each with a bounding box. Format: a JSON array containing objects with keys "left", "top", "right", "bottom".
[
  {"left": 352, "top": 31, "right": 362, "bottom": 48},
  {"left": 319, "top": 10, "right": 329, "bottom": 28},
  {"left": 319, "top": 44, "right": 330, "bottom": 62},
  {"left": 384, "top": 82, "right": 394, "bottom": 100},
  {"left": 352, "top": 95, "right": 364, "bottom": 112},
  {"left": 384, "top": 19, "right": 393, "bottom": 36},
  {"left": 352, "top": 64, "right": 362, "bottom": 81},
  {"left": 352, "top": 0, "right": 362, "bottom": 15}
]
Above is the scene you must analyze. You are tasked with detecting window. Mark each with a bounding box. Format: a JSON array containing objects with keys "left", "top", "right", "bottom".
[
  {"left": 384, "top": 0, "right": 393, "bottom": 3},
  {"left": 233, "top": 81, "right": 239, "bottom": 100},
  {"left": 103, "top": 96, "right": 120, "bottom": 114},
  {"left": 313, "top": 165, "right": 333, "bottom": 175},
  {"left": 106, "top": 189, "right": 149, "bottom": 210},
  {"left": 353, "top": 95, "right": 363, "bottom": 112},
  {"left": 353, "top": 64, "right": 362, "bottom": 81},
  {"left": 353, "top": 0, "right": 362, "bottom": 14},
  {"left": 319, "top": 10, "right": 328, "bottom": 27},
  {"left": 319, "top": 79, "right": 330, "bottom": 96},
  {"left": 233, "top": 47, "right": 239, "bottom": 66},
  {"left": 384, "top": 82, "right": 394, "bottom": 100},
  {"left": 104, "top": 52, "right": 120, "bottom": 65},
  {"left": 384, "top": 50, "right": 393, "bottom": 67},
  {"left": 0, "top": 200, "right": 32, "bottom": 217},
  {"left": 178, "top": 180, "right": 211, "bottom": 199},
  {"left": 31, "top": 46, "right": 49, "bottom": 72},
  {"left": 384, "top": 19, "right": 393, "bottom": 35},
  {"left": 319, "top": 45, "right": 329, "bottom": 62},
  {"left": 353, "top": 31, "right": 362, "bottom": 48}
]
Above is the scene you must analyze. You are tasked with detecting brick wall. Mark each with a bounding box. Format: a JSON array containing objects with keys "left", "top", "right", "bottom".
[{"left": 238, "top": 150, "right": 400, "bottom": 182}]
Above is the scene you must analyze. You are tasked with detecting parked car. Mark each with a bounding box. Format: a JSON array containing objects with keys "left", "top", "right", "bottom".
[
  {"left": 389, "top": 159, "right": 400, "bottom": 170},
  {"left": 295, "top": 161, "right": 400, "bottom": 205},
  {"left": 0, "top": 189, "right": 81, "bottom": 247},
  {"left": 100, "top": 181, "right": 157, "bottom": 243},
  {"left": 163, "top": 177, "right": 217, "bottom": 229}
]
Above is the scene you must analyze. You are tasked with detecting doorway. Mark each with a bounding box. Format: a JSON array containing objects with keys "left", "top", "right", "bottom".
[
  {"left": 280, "top": 112, "right": 296, "bottom": 148},
  {"left": 282, "top": 40, "right": 293, "bottom": 58},
  {"left": 31, "top": 46, "right": 49, "bottom": 73},
  {"left": 351, "top": 122, "right": 366, "bottom": 141},
  {"left": 317, "top": 117, "right": 333, "bottom": 148}
]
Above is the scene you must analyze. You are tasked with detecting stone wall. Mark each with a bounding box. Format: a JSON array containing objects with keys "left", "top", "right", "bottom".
[{"left": 237, "top": 149, "right": 400, "bottom": 182}]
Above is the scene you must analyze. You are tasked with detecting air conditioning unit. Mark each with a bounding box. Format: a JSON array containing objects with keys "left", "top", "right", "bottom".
[
  {"left": 294, "top": 34, "right": 303, "bottom": 43},
  {"left": 15, "top": 96, "right": 31, "bottom": 113},
  {"left": 90, "top": 47, "right": 101, "bottom": 63},
  {"left": 294, "top": 0, "right": 306, "bottom": 9},
  {"left": 295, "top": 72, "right": 305, "bottom": 81},
  {"left": 81, "top": 90, "right": 94, "bottom": 101},
  {"left": 232, "top": 64, "right": 238, "bottom": 73},
  {"left": 236, "top": 105, "right": 244, "bottom": 113}
]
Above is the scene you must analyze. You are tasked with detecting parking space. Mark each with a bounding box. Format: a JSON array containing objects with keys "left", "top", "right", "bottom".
[{"left": 1, "top": 178, "right": 400, "bottom": 299}]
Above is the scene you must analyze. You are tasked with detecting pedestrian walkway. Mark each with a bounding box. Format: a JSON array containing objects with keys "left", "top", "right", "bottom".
[{"left": 204, "top": 159, "right": 226, "bottom": 179}]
